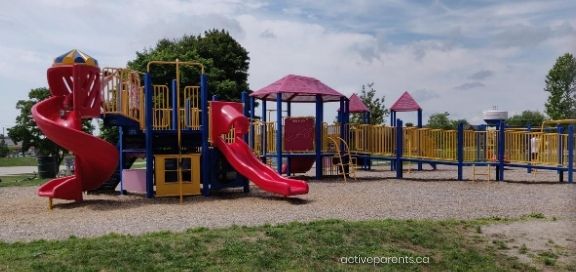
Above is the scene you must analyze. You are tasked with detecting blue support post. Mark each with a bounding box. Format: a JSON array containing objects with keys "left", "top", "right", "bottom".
[
  {"left": 171, "top": 79, "right": 177, "bottom": 130},
  {"left": 568, "top": 125, "right": 574, "bottom": 183},
  {"left": 395, "top": 119, "right": 403, "bottom": 178},
  {"left": 118, "top": 126, "right": 125, "bottom": 194},
  {"left": 200, "top": 74, "right": 210, "bottom": 196},
  {"left": 315, "top": 95, "right": 323, "bottom": 179},
  {"left": 457, "top": 122, "right": 464, "bottom": 181},
  {"left": 212, "top": 95, "right": 217, "bottom": 101},
  {"left": 417, "top": 109, "right": 423, "bottom": 171},
  {"left": 497, "top": 121, "right": 506, "bottom": 181},
  {"left": 344, "top": 99, "right": 350, "bottom": 137},
  {"left": 261, "top": 98, "right": 267, "bottom": 163},
  {"left": 241, "top": 91, "right": 250, "bottom": 192},
  {"left": 338, "top": 97, "right": 344, "bottom": 124},
  {"left": 276, "top": 95, "right": 283, "bottom": 174},
  {"left": 558, "top": 126, "right": 564, "bottom": 181},
  {"left": 241, "top": 91, "right": 249, "bottom": 143},
  {"left": 340, "top": 99, "right": 348, "bottom": 152},
  {"left": 144, "top": 73, "right": 154, "bottom": 198},
  {"left": 286, "top": 101, "right": 291, "bottom": 176},
  {"left": 390, "top": 110, "right": 396, "bottom": 171},
  {"left": 249, "top": 96, "right": 255, "bottom": 149},
  {"left": 527, "top": 125, "right": 532, "bottom": 173}
]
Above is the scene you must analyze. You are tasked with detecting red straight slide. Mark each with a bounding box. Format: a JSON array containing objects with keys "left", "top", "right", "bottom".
[
  {"left": 32, "top": 96, "right": 118, "bottom": 202},
  {"left": 210, "top": 101, "right": 308, "bottom": 197},
  {"left": 214, "top": 136, "right": 308, "bottom": 196}
]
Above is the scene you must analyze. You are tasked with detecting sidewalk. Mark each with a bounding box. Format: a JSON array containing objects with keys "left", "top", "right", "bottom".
[
  {"left": 0, "top": 166, "right": 38, "bottom": 176},
  {"left": 0, "top": 166, "right": 65, "bottom": 176}
]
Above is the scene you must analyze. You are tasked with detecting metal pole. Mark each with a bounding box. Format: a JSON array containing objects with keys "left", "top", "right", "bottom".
[{"left": 276, "top": 95, "right": 283, "bottom": 174}]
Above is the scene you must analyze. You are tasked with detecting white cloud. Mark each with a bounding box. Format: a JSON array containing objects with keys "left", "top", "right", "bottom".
[{"left": 0, "top": 0, "right": 574, "bottom": 130}]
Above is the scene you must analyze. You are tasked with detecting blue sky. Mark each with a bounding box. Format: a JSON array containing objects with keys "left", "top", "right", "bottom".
[{"left": 1, "top": 0, "right": 575, "bottom": 131}]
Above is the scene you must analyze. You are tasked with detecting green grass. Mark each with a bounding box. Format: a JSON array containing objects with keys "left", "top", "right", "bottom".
[
  {"left": 0, "top": 175, "right": 46, "bottom": 188},
  {"left": 0, "top": 157, "right": 38, "bottom": 167},
  {"left": 0, "top": 219, "right": 534, "bottom": 271}
]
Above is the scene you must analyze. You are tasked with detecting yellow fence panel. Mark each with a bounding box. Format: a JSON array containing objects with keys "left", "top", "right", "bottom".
[{"left": 152, "top": 85, "right": 171, "bottom": 130}]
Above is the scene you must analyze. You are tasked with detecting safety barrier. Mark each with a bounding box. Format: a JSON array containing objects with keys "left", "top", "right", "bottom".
[
  {"left": 349, "top": 125, "right": 395, "bottom": 156},
  {"left": 102, "top": 68, "right": 202, "bottom": 132},
  {"left": 101, "top": 68, "right": 145, "bottom": 127},
  {"left": 180, "top": 86, "right": 201, "bottom": 130},
  {"left": 248, "top": 118, "right": 576, "bottom": 182},
  {"left": 152, "top": 85, "right": 171, "bottom": 130}
]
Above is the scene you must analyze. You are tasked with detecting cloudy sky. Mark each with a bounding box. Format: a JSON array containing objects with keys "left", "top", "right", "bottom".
[{"left": 1, "top": 0, "right": 575, "bottom": 130}]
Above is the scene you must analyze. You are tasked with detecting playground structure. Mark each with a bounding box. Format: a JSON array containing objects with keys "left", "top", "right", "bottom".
[
  {"left": 32, "top": 50, "right": 574, "bottom": 208},
  {"left": 32, "top": 50, "right": 309, "bottom": 208},
  {"left": 250, "top": 89, "right": 576, "bottom": 183}
]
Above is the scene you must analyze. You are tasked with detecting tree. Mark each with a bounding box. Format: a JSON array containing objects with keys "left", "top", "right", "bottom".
[
  {"left": 544, "top": 53, "right": 576, "bottom": 119},
  {"left": 351, "top": 83, "right": 389, "bottom": 125},
  {"left": 427, "top": 112, "right": 452, "bottom": 129},
  {"left": 8, "top": 88, "right": 94, "bottom": 174},
  {"left": 98, "top": 123, "right": 118, "bottom": 144},
  {"left": 128, "top": 29, "right": 250, "bottom": 102},
  {"left": 506, "top": 111, "right": 547, "bottom": 127},
  {"left": 450, "top": 119, "right": 470, "bottom": 130}
]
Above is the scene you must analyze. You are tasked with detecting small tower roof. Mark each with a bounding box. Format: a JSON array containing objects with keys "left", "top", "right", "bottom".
[
  {"left": 390, "top": 91, "right": 421, "bottom": 112},
  {"left": 53, "top": 49, "right": 98, "bottom": 67}
]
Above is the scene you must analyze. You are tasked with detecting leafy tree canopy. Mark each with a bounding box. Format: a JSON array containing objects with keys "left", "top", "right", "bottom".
[
  {"left": 506, "top": 111, "right": 547, "bottom": 127},
  {"left": 544, "top": 53, "right": 576, "bottom": 119},
  {"left": 8, "top": 88, "right": 94, "bottom": 173},
  {"left": 427, "top": 112, "right": 469, "bottom": 129},
  {"left": 128, "top": 29, "right": 250, "bottom": 102}
]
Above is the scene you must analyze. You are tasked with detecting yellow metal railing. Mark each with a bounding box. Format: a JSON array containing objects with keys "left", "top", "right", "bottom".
[
  {"left": 265, "top": 122, "right": 277, "bottom": 153},
  {"left": 152, "top": 85, "right": 171, "bottom": 130},
  {"left": 462, "top": 130, "right": 496, "bottom": 162},
  {"left": 178, "top": 86, "right": 201, "bottom": 130},
  {"left": 403, "top": 128, "right": 457, "bottom": 161},
  {"left": 248, "top": 120, "right": 576, "bottom": 169},
  {"left": 323, "top": 123, "right": 341, "bottom": 152},
  {"left": 348, "top": 125, "right": 395, "bottom": 156},
  {"left": 101, "top": 68, "right": 144, "bottom": 127},
  {"left": 251, "top": 120, "right": 263, "bottom": 156}
]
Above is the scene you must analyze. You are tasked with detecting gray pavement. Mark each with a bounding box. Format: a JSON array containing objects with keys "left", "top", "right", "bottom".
[{"left": 0, "top": 165, "right": 65, "bottom": 176}]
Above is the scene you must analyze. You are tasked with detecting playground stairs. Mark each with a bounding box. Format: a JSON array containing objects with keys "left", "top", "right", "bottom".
[
  {"left": 327, "top": 136, "right": 357, "bottom": 182},
  {"left": 472, "top": 164, "right": 491, "bottom": 181},
  {"left": 90, "top": 157, "right": 137, "bottom": 193}
]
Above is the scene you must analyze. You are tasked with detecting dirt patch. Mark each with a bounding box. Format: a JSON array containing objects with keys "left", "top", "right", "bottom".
[{"left": 482, "top": 219, "right": 576, "bottom": 271}]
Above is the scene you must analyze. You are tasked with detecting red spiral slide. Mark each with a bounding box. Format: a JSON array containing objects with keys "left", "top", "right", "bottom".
[
  {"left": 211, "top": 102, "right": 308, "bottom": 197},
  {"left": 33, "top": 64, "right": 118, "bottom": 205}
]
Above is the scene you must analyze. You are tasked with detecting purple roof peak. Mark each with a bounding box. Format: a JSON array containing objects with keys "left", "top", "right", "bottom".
[
  {"left": 390, "top": 91, "right": 421, "bottom": 112},
  {"left": 251, "top": 74, "right": 345, "bottom": 102},
  {"left": 348, "top": 93, "right": 370, "bottom": 113}
]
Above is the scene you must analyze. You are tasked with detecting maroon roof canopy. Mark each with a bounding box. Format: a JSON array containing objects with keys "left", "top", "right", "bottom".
[
  {"left": 251, "top": 74, "right": 346, "bottom": 102},
  {"left": 348, "top": 93, "right": 370, "bottom": 113},
  {"left": 390, "top": 91, "right": 421, "bottom": 112}
]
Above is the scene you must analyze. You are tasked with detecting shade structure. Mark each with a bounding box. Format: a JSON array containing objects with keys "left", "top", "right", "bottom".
[
  {"left": 251, "top": 74, "right": 345, "bottom": 102},
  {"left": 390, "top": 91, "right": 421, "bottom": 112},
  {"left": 348, "top": 93, "right": 370, "bottom": 113},
  {"left": 53, "top": 49, "right": 98, "bottom": 67}
]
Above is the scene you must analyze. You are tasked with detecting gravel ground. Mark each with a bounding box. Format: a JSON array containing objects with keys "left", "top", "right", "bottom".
[{"left": 0, "top": 165, "right": 574, "bottom": 242}]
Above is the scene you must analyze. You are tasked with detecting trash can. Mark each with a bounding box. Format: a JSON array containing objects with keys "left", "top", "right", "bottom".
[{"left": 37, "top": 156, "right": 56, "bottom": 178}]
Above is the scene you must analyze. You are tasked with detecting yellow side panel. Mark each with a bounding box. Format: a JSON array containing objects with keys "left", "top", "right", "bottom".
[{"left": 155, "top": 154, "right": 201, "bottom": 197}]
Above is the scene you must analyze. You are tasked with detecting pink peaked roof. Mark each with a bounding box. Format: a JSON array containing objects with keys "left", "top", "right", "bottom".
[
  {"left": 390, "top": 91, "right": 421, "bottom": 112},
  {"left": 251, "top": 74, "right": 345, "bottom": 102},
  {"left": 348, "top": 93, "right": 370, "bottom": 113}
]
